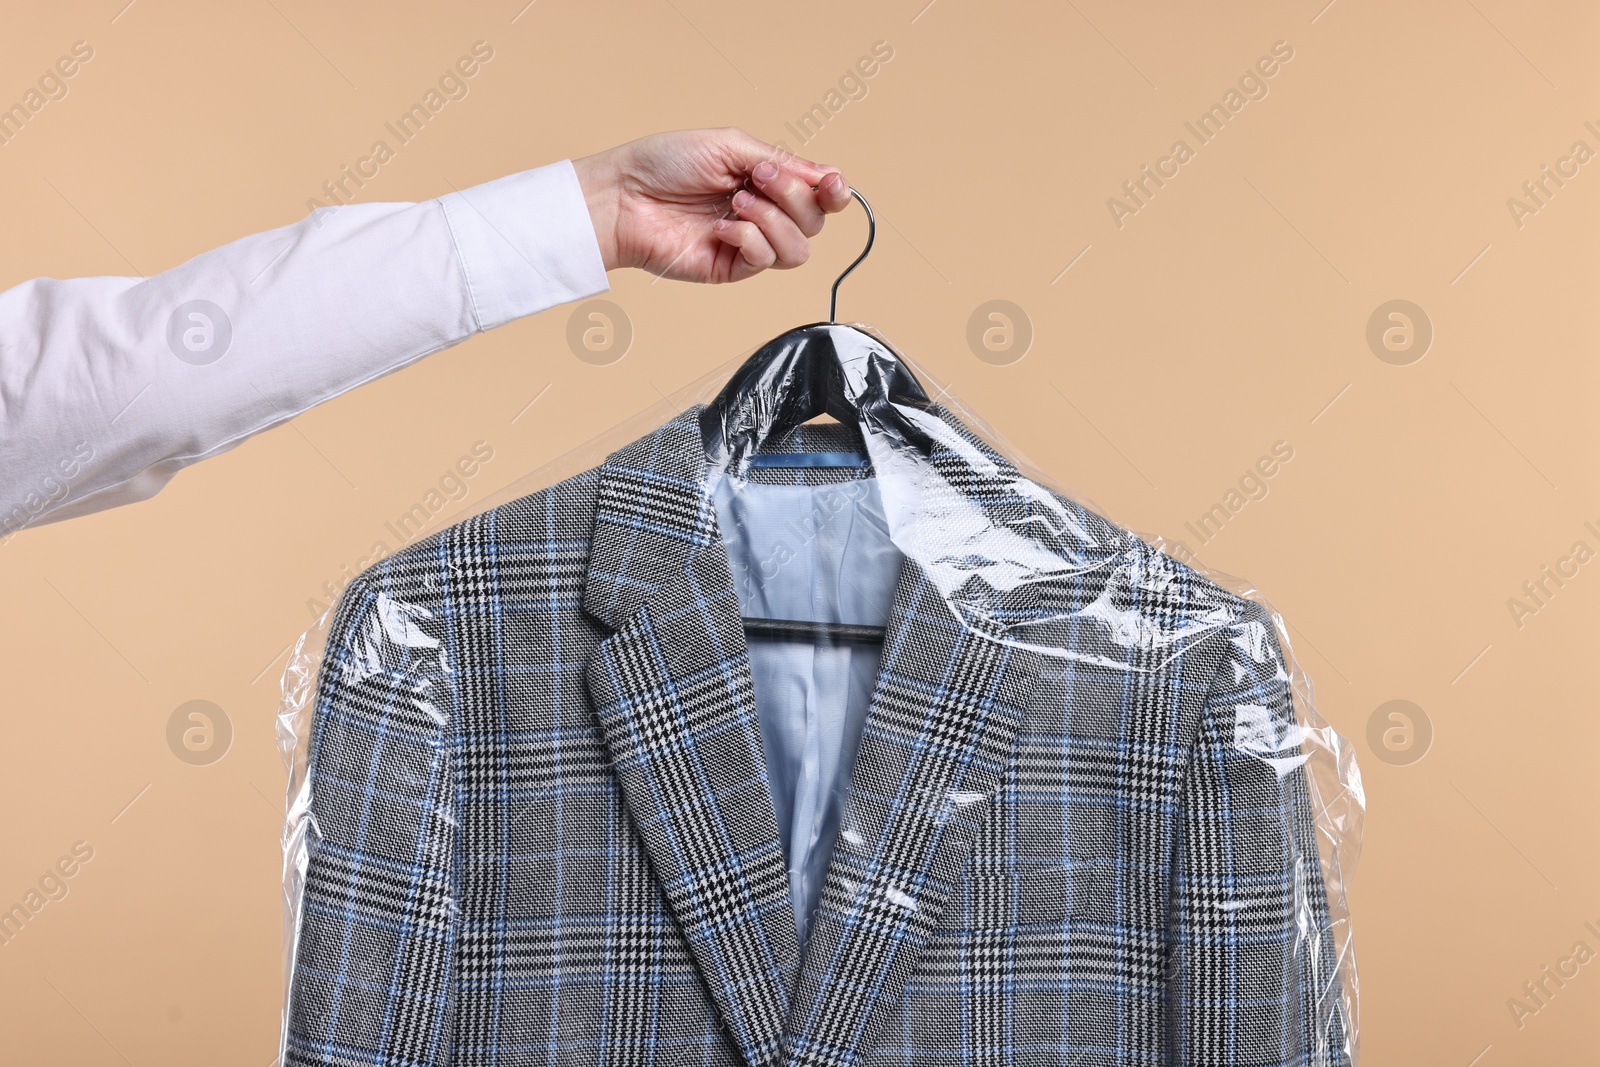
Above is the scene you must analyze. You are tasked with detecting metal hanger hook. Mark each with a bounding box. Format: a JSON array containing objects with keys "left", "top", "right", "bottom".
[{"left": 828, "top": 187, "right": 874, "bottom": 323}]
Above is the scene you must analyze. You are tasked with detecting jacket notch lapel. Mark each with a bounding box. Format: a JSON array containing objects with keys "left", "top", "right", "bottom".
[{"left": 583, "top": 414, "right": 800, "bottom": 1067}]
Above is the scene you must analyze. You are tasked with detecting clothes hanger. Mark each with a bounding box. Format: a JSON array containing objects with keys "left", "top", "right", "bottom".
[
  {"left": 700, "top": 189, "right": 936, "bottom": 473},
  {"left": 701, "top": 187, "right": 934, "bottom": 646}
]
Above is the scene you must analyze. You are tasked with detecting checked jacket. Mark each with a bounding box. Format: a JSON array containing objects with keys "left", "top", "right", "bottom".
[{"left": 283, "top": 403, "right": 1349, "bottom": 1067}]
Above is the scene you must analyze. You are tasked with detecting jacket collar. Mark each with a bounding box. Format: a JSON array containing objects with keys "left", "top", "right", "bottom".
[{"left": 583, "top": 404, "right": 1049, "bottom": 1067}]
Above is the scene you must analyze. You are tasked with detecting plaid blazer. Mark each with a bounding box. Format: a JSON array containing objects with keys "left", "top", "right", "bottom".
[{"left": 284, "top": 404, "right": 1348, "bottom": 1067}]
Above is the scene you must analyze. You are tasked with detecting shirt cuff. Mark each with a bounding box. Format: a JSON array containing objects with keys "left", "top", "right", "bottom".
[{"left": 438, "top": 159, "right": 610, "bottom": 332}]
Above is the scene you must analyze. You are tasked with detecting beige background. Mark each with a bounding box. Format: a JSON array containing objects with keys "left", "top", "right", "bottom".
[{"left": 1, "top": 1, "right": 1596, "bottom": 1063}]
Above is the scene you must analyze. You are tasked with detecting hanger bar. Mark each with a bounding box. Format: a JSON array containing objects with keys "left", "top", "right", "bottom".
[{"left": 742, "top": 617, "right": 886, "bottom": 644}]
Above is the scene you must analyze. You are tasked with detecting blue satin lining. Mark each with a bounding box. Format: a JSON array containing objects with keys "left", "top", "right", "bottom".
[{"left": 710, "top": 473, "right": 902, "bottom": 950}]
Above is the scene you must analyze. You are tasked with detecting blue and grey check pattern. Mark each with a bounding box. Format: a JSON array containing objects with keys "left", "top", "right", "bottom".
[{"left": 284, "top": 403, "right": 1349, "bottom": 1067}]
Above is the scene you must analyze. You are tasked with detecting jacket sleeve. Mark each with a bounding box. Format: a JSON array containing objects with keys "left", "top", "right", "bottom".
[
  {"left": 283, "top": 572, "right": 459, "bottom": 1067},
  {"left": 1168, "top": 603, "right": 1350, "bottom": 1067}
]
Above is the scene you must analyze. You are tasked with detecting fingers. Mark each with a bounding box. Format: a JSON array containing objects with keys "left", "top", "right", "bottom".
[
  {"left": 712, "top": 126, "right": 832, "bottom": 185},
  {"left": 711, "top": 126, "right": 852, "bottom": 221},
  {"left": 723, "top": 187, "right": 810, "bottom": 269},
  {"left": 749, "top": 161, "right": 836, "bottom": 238},
  {"left": 812, "top": 170, "right": 853, "bottom": 214},
  {"left": 712, "top": 217, "right": 776, "bottom": 279},
  {"left": 749, "top": 160, "right": 823, "bottom": 236},
  {"left": 703, "top": 126, "right": 857, "bottom": 278}
]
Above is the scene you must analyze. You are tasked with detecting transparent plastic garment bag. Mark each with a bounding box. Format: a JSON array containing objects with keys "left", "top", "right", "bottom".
[{"left": 276, "top": 223, "right": 1360, "bottom": 1067}]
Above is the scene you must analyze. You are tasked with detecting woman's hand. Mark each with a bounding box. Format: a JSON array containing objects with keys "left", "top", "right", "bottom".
[{"left": 571, "top": 127, "right": 854, "bottom": 283}]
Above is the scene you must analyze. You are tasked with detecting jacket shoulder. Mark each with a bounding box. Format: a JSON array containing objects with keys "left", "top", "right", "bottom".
[
  {"left": 334, "top": 464, "right": 603, "bottom": 620},
  {"left": 1037, "top": 482, "right": 1268, "bottom": 631}
]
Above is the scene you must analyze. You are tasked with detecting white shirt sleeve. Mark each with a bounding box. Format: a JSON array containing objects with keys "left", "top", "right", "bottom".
[{"left": 0, "top": 158, "right": 610, "bottom": 534}]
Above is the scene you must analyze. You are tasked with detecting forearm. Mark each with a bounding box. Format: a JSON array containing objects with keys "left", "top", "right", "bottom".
[{"left": 0, "top": 159, "right": 608, "bottom": 534}]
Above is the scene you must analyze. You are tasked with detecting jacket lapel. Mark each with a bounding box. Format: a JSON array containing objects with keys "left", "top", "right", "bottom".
[
  {"left": 583, "top": 412, "right": 800, "bottom": 1067},
  {"left": 781, "top": 422, "right": 1048, "bottom": 1067},
  {"left": 582, "top": 403, "right": 1057, "bottom": 1067}
]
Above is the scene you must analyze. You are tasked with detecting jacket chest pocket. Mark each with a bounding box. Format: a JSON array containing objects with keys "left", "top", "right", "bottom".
[{"left": 935, "top": 860, "right": 1117, "bottom": 932}]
